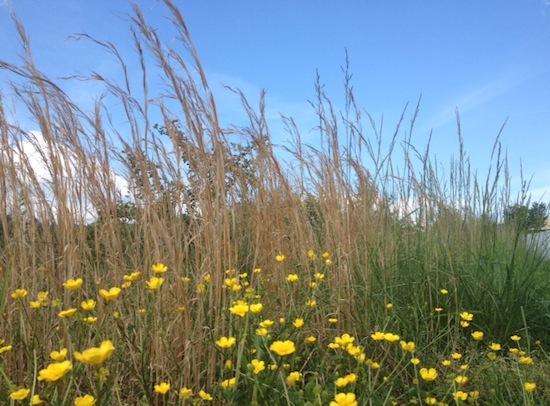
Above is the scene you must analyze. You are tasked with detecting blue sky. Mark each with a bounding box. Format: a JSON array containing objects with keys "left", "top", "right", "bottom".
[{"left": 1, "top": 0, "right": 550, "bottom": 203}]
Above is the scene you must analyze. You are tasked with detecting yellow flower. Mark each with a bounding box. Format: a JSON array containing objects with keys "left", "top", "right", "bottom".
[
  {"left": 84, "top": 317, "right": 98, "bottom": 324},
  {"left": 99, "top": 287, "right": 121, "bottom": 301},
  {"left": 198, "top": 390, "right": 213, "bottom": 401},
  {"left": 386, "top": 303, "right": 394, "bottom": 309},
  {"left": 11, "top": 289, "right": 28, "bottom": 299},
  {"left": 251, "top": 359, "right": 265, "bottom": 374},
  {"left": 179, "top": 387, "right": 193, "bottom": 399},
  {"left": 37, "top": 291, "right": 49, "bottom": 303},
  {"left": 487, "top": 351, "right": 497, "bottom": 361},
  {"left": 460, "top": 321, "right": 470, "bottom": 328},
  {"left": 455, "top": 375, "right": 468, "bottom": 385},
  {"left": 411, "top": 358, "right": 421, "bottom": 365},
  {"left": 121, "top": 281, "right": 132, "bottom": 289},
  {"left": 32, "top": 395, "right": 44, "bottom": 405},
  {"left": 30, "top": 301, "right": 42, "bottom": 309},
  {"left": 204, "top": 273, "right": 211, "bottom": 283},
  {"left": 440, "top": 289, "right": 448, "bottom": 295},
  {"left": 451, "top": 352, "right": 463, "bottom": 360},
  {"left": 181, "top": 276, "right": 191, "bottom": 283},
  {"left": 286, "top": 371, "right": 302, "bottom": 386},
  {"left": 520, "top": 356, "right": 534, "bottom": 365},
  {"left": 293, "top": 318, "right": 305, "bottom": 328},
  {"left": 322, "top": 252, "right": 330, "bottom": 259},
  {"left": 471, "top": 331, "right": 484, "bottom": 341},
  {"left": 50, "top": 348, "right": 68, "bottom": 361},
  {"left": 215, "top": 336, "right": 236, "bottom": 349},
  {"left": 314, "top": 272, "right": 325, "bottom": 280},
  {"left": 371, "top": 332, "right": 385, "bottom": 341},
  {"left": 306, "top": 299, "right": 317, "bottom": 307},
  {"left": 154, "top": 382, "right": 171, "bottom": 394},
  {"left": 459, "top": 312, "right": 473, "bottom": 321},
  {"left": 425, "top": 397, "right": 437, "bottom": 405},
  {"left": 221, "top": 377, "right": 236, "bottom": 389},
  {"left": 10, "top": 388, "right": 30, "bottom": 400},
  {"left": 249, "top": 303, "right": 263, "bottom": 313},
  {"left": 63, "top": 278, "right": 83, "bottom": 291},
  {"left": 335, "top": 333, "right": 355, "bottom": 348},
  {"left": 419, "top": 368, "right": 438, "bottom": 381},
  {"left": 74, "top": 341, "right": 115, "bottom": 367},
  {"left": 286, "top": 274, "right": 299, "bottom": 282},
  {"left": 0, "top": 345, "right": 13, "bottom": 354},
  {"left": 330, "top": 392, "right": 358, "bottom": 406},
  {"left": 151, "top": 263, "right": 168, "bottom": 274},
  {"left": 435, "top": 307, "right": 443, "bottom": 312},
  {"left": 256, "top": 328, "right": 268, "bottom": 336},
  {"left": 511, "top": 335, "right": 521, "bottom": 342},
  {"left": 146, "top": 277, "right": 164, "bottom": 291},
  {"left": 74, "top": 395, "right": 96, "bottom": 406},
  {"left": 524, "top": 382, "right": 537, "bottom": 393},
  {"left": 81, "top": 299, "right": 97, "bottom": 311},
  {"left": 460, "top": 364, "right": 469, "bottom": 371},
  {"left": 490, "top": 343, "right": 502, "bottom": 351},
  {"left": 124, "top": 271, "right": 141, "bottom": 281},
  {"left": 305, "top": 336, "right": 317, "bottom": 343},
  {"left": 328, "top": 318, "right": 338, "bottom": 324},
  {"left": 58, "top": 308, "right": 77, "bottom": 318},
  {"left": 229, "top": 303, "right": 248, "bottom": 317},
  {"left": 442, "top": 360, "right": 452, "bottom": 366},
  {"left": 38, "top": 360, "right": 73, "bottom": 382},
  {"left": 469, "top": 391, "right": 480, "bottom": 400},
  {"left": 453, "top": 391, "right": 468, "bottom": 401},
  {"left": 510, "top": 348, "right": 520, "bottom": 355},
  {"left": 308, "top": 250, "right": 317, "bottom": 259},
  {"left": 275, "top": 254, "right": 286, "bottom": 263},
  {"left": 325, "top": 259, "right": 333, "bottom": 266},
  {"left": 270, "top": 340, "right": 296, "bottom": 356},
  {"left": 370, "top": 362, "right": 380, "bottom": 369},
  {"left": 383, "top": 333, "right": 400, "bottom": 342},
  {"left": 400, "top": 341, "right": 416, "bottom": 352},
  {"left": 259, "top": 319, "right": 275, "bottom": 328}
]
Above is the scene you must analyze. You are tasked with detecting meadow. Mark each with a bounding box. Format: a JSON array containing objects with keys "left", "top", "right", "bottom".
[{"left": 1, "top": 2, "right": 550, "bottom": 405}]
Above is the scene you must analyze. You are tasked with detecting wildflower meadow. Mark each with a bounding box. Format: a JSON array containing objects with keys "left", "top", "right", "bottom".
[{"left": 1, "top": 1, "right": 550, "bottom": 405}]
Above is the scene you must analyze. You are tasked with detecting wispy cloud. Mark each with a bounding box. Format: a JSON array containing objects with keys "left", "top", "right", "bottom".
[{"left": 424, "top": 68, "right": 534, "bottom": 130}]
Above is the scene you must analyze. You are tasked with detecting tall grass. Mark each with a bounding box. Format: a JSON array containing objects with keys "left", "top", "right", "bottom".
[{"left": 1, "top": 1, "right": 549, "bottom": 404}]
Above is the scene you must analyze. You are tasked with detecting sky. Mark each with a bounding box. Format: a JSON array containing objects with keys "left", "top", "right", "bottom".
[{"left": 1, "top": 0, "right": 550, "bottom": 204}]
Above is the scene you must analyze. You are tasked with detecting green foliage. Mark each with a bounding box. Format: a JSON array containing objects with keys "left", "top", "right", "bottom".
[{"left": 504, "top": 202, "right": 549, "bottom": 231}]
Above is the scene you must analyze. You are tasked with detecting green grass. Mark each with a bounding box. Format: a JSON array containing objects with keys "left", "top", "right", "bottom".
[{"left": 1, "top": 1, "right": 550, "bottom": 404}]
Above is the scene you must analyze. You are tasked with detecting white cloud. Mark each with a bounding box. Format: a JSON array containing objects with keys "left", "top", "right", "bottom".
[{"left": 5, "top": 130, "right": 129, "bottom": 224}]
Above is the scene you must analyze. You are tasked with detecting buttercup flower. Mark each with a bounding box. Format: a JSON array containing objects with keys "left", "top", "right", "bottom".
[
  {"left": 460, "top": 312, "right": 473, "bottom": 321},
  {"left": 453, "top": 391, "right": 468, "bottom": 401},
  {"left": 74, "top": 340, "right": 115, "bottom": 367},
  {"left": 419, "top": 368, "right": 438, "bottom": 381},
  {"left": 179, "top": 387, "right": 193, "bottom": 399},
  {"left": 198, "top": 390, "right": 213, "bottom": 401},
  {"left": 221, "top": 377, "right": 236, "bottom": 389},
  {"left": 63, "top": 278, "right": 83, "bottom": 291},
  {"left": 124, "top": 271, "right": 141, "bottom": 281},
  {"left": 229, "top": 303, "right": 249, "bottom": 317},
  {"left": 10, "top": 388, "right": 30, "bottom": 400},
  {"left": 335, "top": 333, "right": 355, "bottom": 348},
  {"left": 411, "top": 358, "right": 421, "bottom": 365},
  {"left": 440, "top": 289, "right": 448, "bottom": 295},
  {"left": 251, "top": 359, "right": 265, "bottom": 374},
  {"left": 520, "top": 356, "right": 534, "bottom": 365},
  {"left": 11, "top": 289, "right": 28, "bottom": 299},
  {"left": 425, "top": 397, "right": 437, "bottom": 405},
  {"left": 275, "top": 254, "right": 286, "bottom": 263},
  {"left": 451, "top": 352, "right": 463, "bottom": 360},
  {"left": 371, "top": 332, "right": 385, "bottom": 341},
  {"left": 293, "top": 318, "right": 305, "bottom": 328},
  {"left": 215, "top": 336, "right": 236, "bottom": 349},
  {"left": 38, "top": 360, "right": 73, "bottom": 382},
  {"left": 74, "top": 395, "right": 96, "bottom": 406},
  {"left": 151, "top": 263, "right": 168, "bottom": 274},
  {"left": 330, "top": 392, "right": 358, "bottom": 406},
  {"left": 383, "top": 333, "right": 400, "bottom": 342},
  {"left": 400, "top": 341, "right": 416, "bottom": 352},
  {"left": 154, "top": 382, "right": 171, "bottom": 394},
  {"left": 270, "top": 340, "right": 296, "bottom": 356},
  {"left": 471, "top": 331, "right": 484, "bottom": 341},
  {"left": 50, "top": 348, "right": 68, "bottom": 361},
  {"left": 524, "top": 382, "right": 537, "bottom": 393},
  {"left": 81, "top": 299, "right": 96, "bottom": 311},
  {"left": 58, "top": 308, "right": 77, "bottom": 318},
  {"left": 99, "top": 287, "right": 121, "bottom": 301},
  {"left": 146, "top": 277, "right": 164, "bottom": 291},
  {"left": 455, "top": 375, "right": 468, "bottom": 385},
  {"left": 286, "top": 274, "right": 299, "bottom": 282},
  {"left": 490, "top": 343, "right": 502, "bottom": 351},
  {"left": 511, "top": 335, "right": 521, "bottom": 342},
  {"left": 286, "top": 371, "right": 302, "bottom": 386},
  {"left": 442, "top": 360, "right": 452, "bottom": 366},
  {"left": 249, "top": 303, "right": 263, "bottom": 313},
  {"left": 32, "top": 395, "right": 44, "bottom": 405}
]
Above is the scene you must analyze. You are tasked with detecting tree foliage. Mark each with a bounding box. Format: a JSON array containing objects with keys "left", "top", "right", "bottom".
[{"left": 504, "top": 202, "right": 549, "bottom": 231}]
